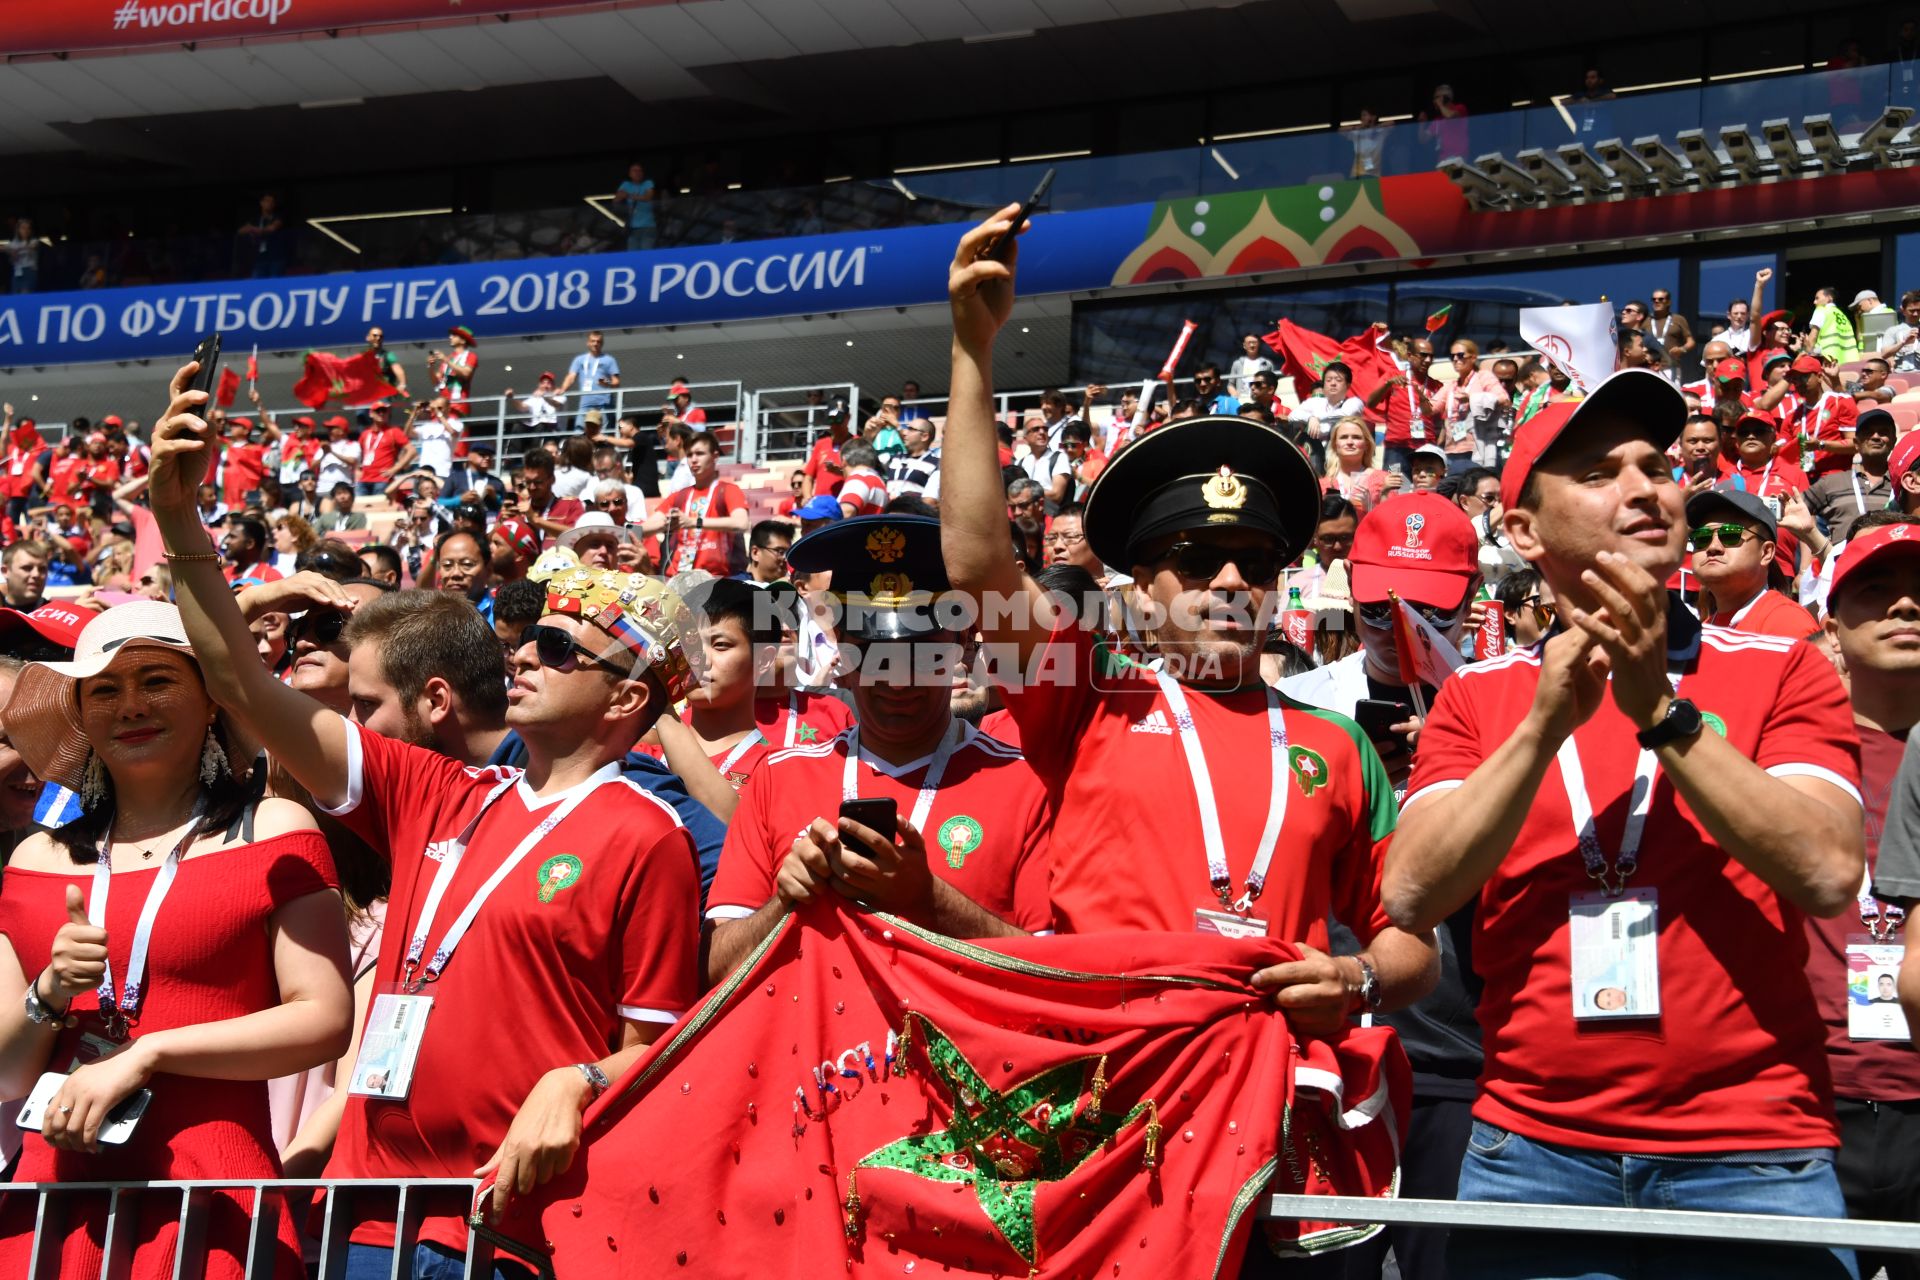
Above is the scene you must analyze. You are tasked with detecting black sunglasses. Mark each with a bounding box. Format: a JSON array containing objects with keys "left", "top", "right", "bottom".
[
  {"left": 293, "top": 610, "right": 349, "bottom": 648},
  {"left": 1357, "top": 598, "right": 1468, "bottom": 631},
  {"left": 1158, "top": 540, "right": 1285, "bottom": 585},
  {"left": 518, "top": 624, "right": 630, "bottom": 677}
]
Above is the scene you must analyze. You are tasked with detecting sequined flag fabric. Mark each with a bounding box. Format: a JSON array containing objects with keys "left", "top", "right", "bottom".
[{"left": 491, "top": 901, "right": 1408, "bottom": 1277}]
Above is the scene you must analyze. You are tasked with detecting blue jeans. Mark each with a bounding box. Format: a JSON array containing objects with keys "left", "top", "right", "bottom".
[
  {"left": 344, "top": 1241, "right": 536, "bottom": 1280},
  {"left": 357, "top": 481, "right": 387, "bottom": 498},
  {"left": 626, "top": 227, "right": 657, "bottom": 252},
  {"left": 1450, "top": 1120, "right": 1858, "bottom": 1280},
  {"left": 1383, "top": 443, "right": 1420, "bottom": 476}
]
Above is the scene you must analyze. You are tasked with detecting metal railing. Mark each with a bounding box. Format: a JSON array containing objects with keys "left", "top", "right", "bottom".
[
  {"left": 1, "top": 1178, "right": 507, "bottom": 1280},
  {"left": 1260, "top": 1193, "right": 1920, "bottom": 1256},
  {"left": 744, "top": 382, "right": 862, "bottom": 463}
]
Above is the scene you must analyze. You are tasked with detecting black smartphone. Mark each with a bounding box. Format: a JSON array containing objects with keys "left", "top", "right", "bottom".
[
  {"left": 983, "top": 167, "right": 1055, "bottom": 264},
  {"left": 838, "top": 797, "right": 899, "bottom": 847},
  {"left": 187, "top": 333, "right": 222, "bottom": 409},
  {"left": 1354, "top": 699, "right": 1414, "bottom": 747}
]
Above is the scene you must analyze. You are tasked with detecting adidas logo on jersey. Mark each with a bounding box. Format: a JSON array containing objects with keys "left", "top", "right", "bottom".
[{"left": 1129, "top": 710, "right": 1174, "bottom": 735}]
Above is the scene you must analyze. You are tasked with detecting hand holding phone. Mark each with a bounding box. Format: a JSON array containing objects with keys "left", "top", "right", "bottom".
[
  {"left": 981, "top": 167, "right": 1055, "bottom": 264},
  {"left": 1354, "top": 698, "right": 1415, "bottom": 749},
  {"left": 838, "top": 797, "right": 898, "bottom": 852}
]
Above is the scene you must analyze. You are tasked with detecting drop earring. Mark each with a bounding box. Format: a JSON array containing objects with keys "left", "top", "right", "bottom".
[{"left": 199, "top": 729, "right": 229, "bottom": 786}]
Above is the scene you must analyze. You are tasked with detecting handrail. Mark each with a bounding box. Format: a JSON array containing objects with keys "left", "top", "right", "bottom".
[{"left": 1260, "top": 1193, "right": 1920, "bottom": 1253}]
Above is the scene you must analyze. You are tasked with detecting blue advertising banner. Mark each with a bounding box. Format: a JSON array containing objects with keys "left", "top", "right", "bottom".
[{"left": 0, "top": 205, "right": 1153, "bottom": 369}]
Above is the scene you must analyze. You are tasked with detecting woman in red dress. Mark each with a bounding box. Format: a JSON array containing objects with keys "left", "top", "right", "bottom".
[{"left": 0, "top": 600, "right": 352, "bottom": 1280}]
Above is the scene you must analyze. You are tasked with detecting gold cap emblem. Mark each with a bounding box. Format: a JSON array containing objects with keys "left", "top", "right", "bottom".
[{"left": 1202, "top": 465, "right": 1248, "bottom": 510}]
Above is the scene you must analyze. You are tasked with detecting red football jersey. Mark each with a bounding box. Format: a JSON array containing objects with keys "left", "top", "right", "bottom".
[
  {"left": 1795, "top": 390, "right": 1858, "bottom": 482},
  {"left": 222, "top": 442, "right": 266, "bottom": 506},
  {"left": 1003, "top": 625, "right": 1396, "bottom": 944},
  {"left": 657, "top": 479, "right": 746, "bottom": 576},
  {"left": 1405, "top": 608, "right": 1861, "bottom": 1153},
  {"left": 47, "top": 454, "right": 85, "bottom": 504},
  {"left": 320, "top": 719, "right": 700, "bottom": 1253},
  {"left": 837, "top": 467, "right": 888, "bottom": 516},
  {"left": 1380, "top": 374, "right": 1442, "bottom": 447},
  {"left": 754, "top": 689, "right": 856, "bottom": 750},
  {"left": 708, "top": 721, "right": 1052, "bottom": 933}
]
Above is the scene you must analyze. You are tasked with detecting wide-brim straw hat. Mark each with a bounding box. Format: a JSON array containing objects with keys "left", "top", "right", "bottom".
[{"left": 3, "top": 601, "right": 244, "bottom": 793}]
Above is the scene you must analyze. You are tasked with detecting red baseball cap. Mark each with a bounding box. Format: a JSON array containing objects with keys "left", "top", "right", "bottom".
[
  {"left": 101, "top": 414, "right": 124, "bottom": 428},
  {"left": 1500, "top": 369, "right": 1688, "bottom": 510},
  {"left": 1889, "top": 431, "right": 1920, "bottom": 488},
  {"left": 1349, "top": 492, "right": 1479, "bottom": 609},
  {"left": 1757, "top": 308, "right": 1793, "bottom": 332},
  {"left": 1790, "top": 353, "right": 1824, "bottom": 375},
  {"left": 1712, "top": 358, "right": 1747, "bottom": 383},
  {"left": 293, "top": 415, "right": 316, "bottom": 429},
  {"left": 1733, "top": 408, "right": 1781, "bottom": 434},
  {"left": 323, "top": 415, "right": 349, "bottom": 430},
  {"left": 1829, "top": 521, "right": 1920, "bottom": 604},
  {"left": 0, "top": 602, "right": 91, "bottom": 652}
]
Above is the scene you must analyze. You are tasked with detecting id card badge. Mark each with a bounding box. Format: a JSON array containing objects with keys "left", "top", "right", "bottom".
[
  {"left": 349, "top": 992, "right": 433, "bottom": 1099},
  {"left": 66, "top": 1032, "right": 125, "bottom": 1073},
  {"left": 1195, "top": 908, "right": 1270, "bottom": 940},
  {"left": 1569, "top": 889, "right": 1660, "bottom": 1021},
  {"left": 1845, "top": 937, "right": 1911, "bottom": 1042}
]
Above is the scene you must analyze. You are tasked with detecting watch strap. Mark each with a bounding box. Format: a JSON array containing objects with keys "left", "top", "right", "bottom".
[
  {"left": 575, "top": 1062, "right": 612, "bottom": 1100},
  {"left": 1635, "top": 697, "right": 1703, "bottom": 749}
]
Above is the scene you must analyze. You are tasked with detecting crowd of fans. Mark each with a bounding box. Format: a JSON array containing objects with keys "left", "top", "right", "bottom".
[{"left": 0, "top": 203, "right": 1918, "bottom": 1280}]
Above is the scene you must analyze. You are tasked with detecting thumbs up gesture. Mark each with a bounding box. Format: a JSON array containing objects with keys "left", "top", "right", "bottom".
[{"left": 47, "top": 884, "right": 108, "bottom": 1005}]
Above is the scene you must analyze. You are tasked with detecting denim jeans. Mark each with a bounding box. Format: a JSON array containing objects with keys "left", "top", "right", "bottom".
[
  {"left": 626, "top": 227, "right": 657, "bottom": 252},
  {"left": 344, "top": 1241, "right": 536, "bottom": 1280},
  {"left": 1383, "top": 443, "right": 1420, "bottom": 476},
  {"left": 1449, "top": 1120, "right": 1858, "bottom": 1280}
]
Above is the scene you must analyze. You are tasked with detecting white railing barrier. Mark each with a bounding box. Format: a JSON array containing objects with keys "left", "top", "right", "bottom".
[
  {"left": 1259, "top": 1194, "right": 1920, "bottom": 1255},
  {"left": 1, "top": 1178, "right": 502, "bottom": 1280}
]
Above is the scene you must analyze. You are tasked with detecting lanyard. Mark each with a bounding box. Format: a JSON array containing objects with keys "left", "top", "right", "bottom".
[
  {"left": 1154, "top": 672, "right": 1289, "bottom": 913},
  {"left": 1860, "top": 868, "right": 1906, "bottom": 941},
  {"left": 784, "top": 691, "right": 802, "bottom": 748},
  {"left": 1555, "top": 672, "right": 1682, "bottom": 897},
  {"left": 90, "top": 798, "right": 206, "bottom": 1037},
  {"left": 716, "top": 730, "right": 765, "bottom": 776},
  {"left": 840, "top": 721, "right": 963, "bottom": 836},
  {"left": 402, "top": 771, "right": 603, "bottom": 991},
  {"left": 1407, "top": 378, "right": 1425, "bottom": 440}
]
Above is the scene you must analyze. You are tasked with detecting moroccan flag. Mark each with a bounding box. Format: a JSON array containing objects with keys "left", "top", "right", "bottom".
[
  {"left": 491, "top": 902, "right": 1408, "bottom": 1278},
  {"left": 214, "top": 366, "right": 241, "bottom": 408},
  {"left": 245, "top": 350, "right": 259, "bottom": 382},
  {"left": 1262, "top": 320, "right": 1397, "bottom": 421},
  {"left": 293, "top": 350, "right": 400, "bottom": 409},
  {"left": 1390, "top": 592, "right": 1465, "bottom": 692},
  {"left": 1424, "top": 305, "right": 1452, "bottom": 333}
]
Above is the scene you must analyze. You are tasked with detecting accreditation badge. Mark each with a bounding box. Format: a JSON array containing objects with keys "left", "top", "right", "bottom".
[
  {"left": 1194, "top": 908, "right": 1270, "bottom": 940},
  {"left": 1844, "top": 938, "right": 1911, "bottom": 1042},
  {"left": 1569, "top": 889, "right": 1660, "bottom": 1021},
  {"left": 349, "top": 991, "right": 434, "bottom": 1099}
]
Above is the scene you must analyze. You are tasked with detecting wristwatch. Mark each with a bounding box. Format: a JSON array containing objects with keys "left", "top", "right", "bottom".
[
  {"left": 1635, "top": 697, "right": 1703, "bottom": 750},
  {"left": 574, "top": 1062, "right": 612, "bottom": 1101},
  {"left": 1351, "top": 958, "right": 1382, "bottom": 1013},
  {"left": 23, "top": 972, "right": 66, "bottom": 1027}
]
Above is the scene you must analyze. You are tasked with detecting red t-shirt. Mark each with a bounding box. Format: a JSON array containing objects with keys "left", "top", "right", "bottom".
[
  {"left": 222, "top": 441, "right": 266, "bottom": 507},
  {"left": 47, "top": 454, "right": 85, "bottom": 504},
  {"left": 2, "top": 438, "right": 44, "bottom": 500},
  {"left": 320, "top": 719, "right": 700, "bottom": 1252},
  {"left": 803, "top": 435, "right": 847, "bottom": 497},
  {"left": 1718, "top": 453, "right": 1809, "bottom": 497},
  {"left": 222, "top": 560, "right": 284, "bottom": 586},
  {"left": 658, "top": 479, "right": 745, "bottom": 576},
  {"left": 707, "top": 721, "right": 1053, "bottom": 934},
  {"left": 357, "top": 426, "right": 409, "bottom": 484},
  {"left": 1705, "top": 586, "right": 1820, "bottom": 641},
  {"left": 754, "top": 690, "right": 855, "bottom": 750},
  {"left": 1003, "top": 624, "right": 1396, "bottom": 942},
  {"left": 1795, "top": 391, "right": 1858, "bottom": 482},
  {"left": 1380, "top": 375, "right": 1443, "bottom": 448},
  {"left": 1406, "top": 607, "right": 1862, "bottom": 1152},
  {"left": 78, "top": 457, "right": 120, "bottom": 502},
  {"left": 1804, "top": 725, "right": 1920, "bottom": 1101},
  {"left": 837, "top": 467, "right": 888, "bottom": 516}
]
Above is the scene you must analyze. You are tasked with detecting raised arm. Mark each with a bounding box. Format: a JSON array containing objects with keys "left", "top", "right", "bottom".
[
  {"left": 938, "top": 207, "right": 1060, "bottom": 670},
  {"left": 146, "top": 362, "right": 356, "bottom": 809}
]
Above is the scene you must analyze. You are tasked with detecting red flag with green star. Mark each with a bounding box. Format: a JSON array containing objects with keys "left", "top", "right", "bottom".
[
  {"left": 1423, "top": 304, "right": 1452, "bottom": 333},
  {"left": 489, "top": 902, "right": 1408, "bottom": 1278},
  {"left": 1262, "top": 320, "right": 1397, "bottom": 421}
]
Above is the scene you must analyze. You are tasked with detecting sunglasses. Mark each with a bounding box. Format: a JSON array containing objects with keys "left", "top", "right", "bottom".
[
  {"left": 293, "top": 609, "right": 348, "bottom": 648},
  {"left": 1689, "top": 523, "right": 1755, "bottom": 552},
  {"left": 519, "top": 624, "right": 630, "bottom": 677},
  {"left": 1449, "top": 350, "right": 1472, "bottom": 360},
  {"left": 1356, "top": 598, "right": 1468, "bottom": 631},
  {"left": 1521, "top": 596, "right": 1555, "bottom": 627},
  {"left": 1158, "top": 540, "right": 1285, "bottom": 585}
]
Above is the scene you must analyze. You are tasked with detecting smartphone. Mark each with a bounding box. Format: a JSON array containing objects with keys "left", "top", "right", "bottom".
[
  {"left": 983, "top": 167, "right": 1056, "bottom": 264},
  {"left": 838, "top": 797, "right": 899, "bottom": 845},
  {"left": 17, "top": 1071, "right": 153, "bottom": 1145},
  {"left": 187, "top": 333, "right": 222, "bottom": 408},
  {"left": 1353, "top": 699, "right": 1414, "bottom": 748}
]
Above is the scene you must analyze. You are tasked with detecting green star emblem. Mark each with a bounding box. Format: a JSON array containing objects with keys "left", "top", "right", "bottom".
[
  {"left": 1287, "top": 745, "right": 1329, "bottom": 797},
  {"left": 796, "top": 722, "right": 820, "bottom": 743},
  {"left": 851, "top": 1015, "right": 1155, "bottom": 1264}
]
